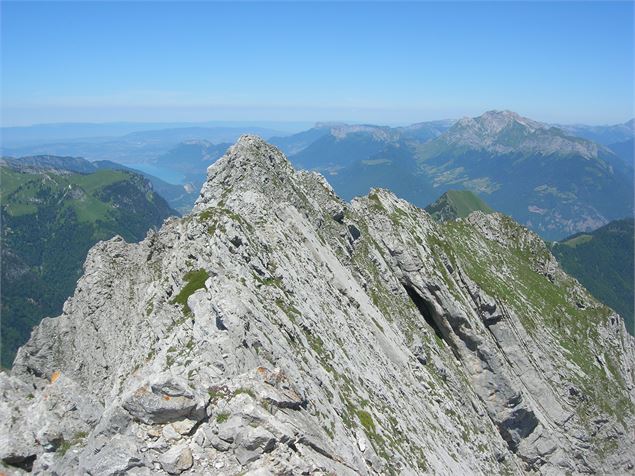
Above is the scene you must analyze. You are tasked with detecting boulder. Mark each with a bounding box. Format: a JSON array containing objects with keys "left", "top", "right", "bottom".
[{"left": 159, "top": 445, "right": 193, "bottom": 474}]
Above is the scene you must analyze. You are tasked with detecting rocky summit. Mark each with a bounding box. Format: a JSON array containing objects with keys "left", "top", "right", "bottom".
[{"left": 1, "top": 136, "right": 634, "bottom": 475}]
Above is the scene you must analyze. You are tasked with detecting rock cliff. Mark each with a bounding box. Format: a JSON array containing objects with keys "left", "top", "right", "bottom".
[{"left": 2, "top": 136, "right": 634, "bottom": 475}]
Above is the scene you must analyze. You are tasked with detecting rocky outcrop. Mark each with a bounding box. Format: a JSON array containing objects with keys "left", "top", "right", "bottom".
[{"left": 2, "top": 135, "right": 634, "bottom": 475}]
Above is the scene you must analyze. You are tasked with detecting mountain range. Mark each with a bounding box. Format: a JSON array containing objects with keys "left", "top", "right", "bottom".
[
  {"left": 3, "top": 112, "right": 632, "bottom": 241},
  {"left": 411, "top": 111, "right": 632, "bottom": 239},
  {"left": 608, "top": 138, "right": 634, "bottom": 167},
  {"left": 556, "top": 119, "right": 634, "bottom": 145},
  {"left": 1, "top": 136, "right": 633, "bottom": 475},
  {"left": 283, "top": 111, "right": 633, "bottom": 240},
  {"left": 1, "top": 125, "right": 285, "bottom": 166}
]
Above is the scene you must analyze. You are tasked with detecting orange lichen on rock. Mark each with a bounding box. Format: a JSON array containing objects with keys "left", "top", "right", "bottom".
[
  {"left": 50, "top": 370, "right": 61, "bottom": 383},
  {"left": 162, "top": 395, "right": 171, "bottom": 401},
  {"left": 134, "top": 385, "right": 150, "bottom": 397}
]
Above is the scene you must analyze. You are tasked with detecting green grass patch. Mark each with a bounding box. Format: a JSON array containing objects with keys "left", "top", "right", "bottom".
[
  {"left": 561, "top": 234, "right": 593, "bottom": 248},
  {"left": 216, "top": 411, "right": 230, "bottom": 423},
  {"left": 275, "top": 298, "right": 301, "bottom": 323},
  {"left": 356, "top": 409, "right": 376, "bottom": 433},
  {"left": 170, "top": 269, "right": 209, "bottom": 315},
  {"left": 233, "top": 387, "right": 257, "bottom": 399},
  {"left": 368, "top": 191, "right": 386, "bottom": 212},
  {"left": 252, "top": 273, "right": 283, "bottom": 288}
]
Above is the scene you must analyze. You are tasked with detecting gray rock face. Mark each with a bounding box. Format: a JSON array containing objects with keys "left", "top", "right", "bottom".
[
  {"left": 122, "top": 375, "right": 207, "bottom": 425},
  {"left": 159, "top": 445, "right": 193, "bottom": 474},
  {"left": 445, "top": 110, "right": 608, "bottom": 158},
  {"left": 2, "top": 135, "right": 634, "bottom": 475}
]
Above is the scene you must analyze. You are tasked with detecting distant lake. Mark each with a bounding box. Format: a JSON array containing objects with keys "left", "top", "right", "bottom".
[{"left": 128, "top": 164, "right": 185, "bottom": 185}]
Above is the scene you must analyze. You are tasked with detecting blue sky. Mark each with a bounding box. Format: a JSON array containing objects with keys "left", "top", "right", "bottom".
[{"left": 1, "top": 1, "right": 633, "bottom": 126}]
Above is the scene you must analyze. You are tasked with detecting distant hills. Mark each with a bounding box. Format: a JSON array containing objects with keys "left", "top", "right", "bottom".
[
  {"left": 275, "top": 110, "right": 633, "bottom": 240},
  {"left": 270, "top": 120, "right": 452, "bottom": 172},
  {"left": 2, "top": 112, "right": 633, "bottom": 240},
  {"left": 154, "top": 140, "right": 230, "bottom": 188},
  {"left": 412, "top": 111, "right": 632, "bottom": 239},
  {"left": 1, "top": 121, "right": 305, "bottom": 147},
  {"left": 1, "top": 125, "right": 287, "bottom": 164},
  {"left": 2, "top": 155, "right": 198, "bottom": 213},
  {"left": 556, "top": 119, "right": 634, "bottom": 145},
  {"left": 0, "top": 161, "right": 176, "bottom": 366},
  {"left": 551, "top": 219, "right": 634, "bottom": 335},
  {"left": 425, "top": 190, "right": 493, "bottom": 222},
  {"left": 608, "top": 138, "right": 634, "bottom": 167}
]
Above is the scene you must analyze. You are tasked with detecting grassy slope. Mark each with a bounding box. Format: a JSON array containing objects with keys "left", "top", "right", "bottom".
[
  {"left": 551, "top": 219, "right": 634, "bottom": 335},
  {"left": 353, "top": 191, "right": 633, "bottom": 462},
  {"left": 0, "top": 166, "right": 176, "bottom": 367},
  {"left": 433, "top": 215, "right": 633, "bottom": 442},
  {"left": 425, "top": 190, "right": 494, "bottom": 221}
]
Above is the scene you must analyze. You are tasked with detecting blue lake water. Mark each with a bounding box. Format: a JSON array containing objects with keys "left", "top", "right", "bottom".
[{"left": 128, "top": 164, "right": 185, "bottom": 185}]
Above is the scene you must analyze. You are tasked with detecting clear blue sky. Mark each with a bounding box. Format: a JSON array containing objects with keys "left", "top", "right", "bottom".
[{"left": 1, "top": 1, "right": 633, "bottom": 126}]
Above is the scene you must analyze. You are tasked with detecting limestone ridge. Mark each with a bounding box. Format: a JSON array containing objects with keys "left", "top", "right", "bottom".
[{"left": 2, "top": 135, "right": 634, "bottom": 475}]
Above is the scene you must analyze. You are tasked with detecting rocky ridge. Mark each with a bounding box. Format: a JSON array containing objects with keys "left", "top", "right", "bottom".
[{"left": 1, "top": 136, "right": 634, "bottom": 475}]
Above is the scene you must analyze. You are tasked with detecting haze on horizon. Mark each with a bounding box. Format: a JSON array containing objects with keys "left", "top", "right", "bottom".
[{"left": 1, "top": 1, "right": 633, "bottom": 127}]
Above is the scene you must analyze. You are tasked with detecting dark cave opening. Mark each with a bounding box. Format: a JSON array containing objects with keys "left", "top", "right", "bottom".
[
  {"left": 403, "top": 284, "right": 446, "bottom": 343},
  {"left": 3, "top": 455, "right": 36, "bottom": 472}
]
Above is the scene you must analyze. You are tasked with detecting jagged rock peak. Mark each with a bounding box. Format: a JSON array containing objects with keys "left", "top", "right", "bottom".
[
  {"left": 212, "top": 133, "right": 293, "bottom": 173},
  {"left": 194, "top": 134, "right": 298, "bottom": 212}
]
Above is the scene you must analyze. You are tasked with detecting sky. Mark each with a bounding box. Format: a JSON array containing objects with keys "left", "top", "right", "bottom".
[{"left": 1, "top": 1, "right": 634, "bottom": 127}]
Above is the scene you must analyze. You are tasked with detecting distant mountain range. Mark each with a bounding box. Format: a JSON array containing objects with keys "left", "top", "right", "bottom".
[
  {"left": 1, "top": 121, "right": 308, "bottom": 147},
  {"left": 276, "top": 111, "right": 633, "bottom": 240},
  {"left": 411, "top": 111, "right": 632, "bottom": 239},
  {"left": 1, "top": 125, "right": 286, "bottom": 165},
  {"left": 3, "top": 112, "right": 633, "bottom": 240},
  {"left": 608, "top": 138, "right": 634, "bottom": 167},
  {"left": 556, "top": 119, "right": 634, "bottom": 145},
  {"left": 153, "top": 140, "right": 230, "bottom": 188},
  {"left": 270, "top": 120, "right": 453, "bottom": 171},
  {"left": 0, "top": 160, "right": 177, "bottom": 366}
]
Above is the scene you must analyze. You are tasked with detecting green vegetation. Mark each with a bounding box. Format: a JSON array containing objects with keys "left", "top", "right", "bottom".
[
  {"left": 560, "top": 234, "right": 592, "bottom": 248},
  {"left": 216, "top": 411, "right": 230, "bottom": 423},
  {"left": 356, "top": 409, "right": 376, "bottom": 433},
  {"left": 425, "top": 190, "right": 494, "bottom": 222},
  {"left": 56, "top": 440, "right": 73, "bottom": 456},
  {"left": 197, "top": 207, "right": 254, "bottom": 237},
  {"left": 233, "top": 387, "right": 257, "bottom": 399},
  {"left": 55, "top": 431, "right": 88, "bottom": 456},
  {"left": 208, "top": 387, "right": 228, "bottom": 401},
  {"left": 552, "top": 219, "right": 634, "bottom": 335},
  {"left": 367, "top": 191, "right": 386, "bottom": 213},
  {"left": 275, "top": 298, "right": 301, "bottom": 323},
  {"left": 0, "top": 166, "right": 176, "bottom": 367},
  {"left": 252, "top": 272, "right": 283, "bottom": 288},
  {"left": 441, "top": 216, "right": 634, "bottom": 427},
  {"left": 170, "top": 269, "right": 210, "bottom": 315}
]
